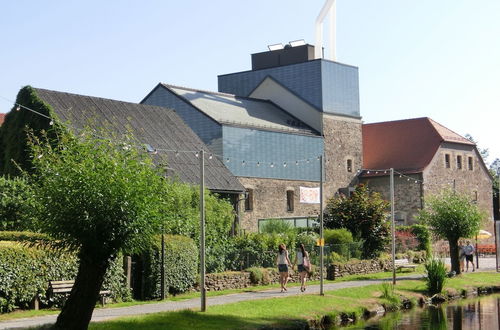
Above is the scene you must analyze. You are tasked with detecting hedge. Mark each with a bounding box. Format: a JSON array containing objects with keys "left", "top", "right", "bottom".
[
  {"left": 0, "top": 231, "right": 49, "bottom": 242},
  {"left": 138, "top": 234, "right": 198, "bottom": 299},
  {"left": 396, "top": 224, "right": 431, "bottom": 256},
  {"left": 0, "top": 241, "right": 130, "bottom": 313}
]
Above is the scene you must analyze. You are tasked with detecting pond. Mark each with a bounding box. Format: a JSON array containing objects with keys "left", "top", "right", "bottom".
[{"left": 349, "top": 294, "right": 500, "bottom": 329}]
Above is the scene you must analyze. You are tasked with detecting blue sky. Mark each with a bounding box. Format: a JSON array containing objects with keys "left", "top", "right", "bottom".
[{"left": 1, "top": 0, "right": 499, "bottom": 162}]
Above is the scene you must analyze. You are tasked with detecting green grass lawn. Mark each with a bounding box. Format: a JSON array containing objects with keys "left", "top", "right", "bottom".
[{"left": 88, "top": 271, "right": 499, "bottom": 330}]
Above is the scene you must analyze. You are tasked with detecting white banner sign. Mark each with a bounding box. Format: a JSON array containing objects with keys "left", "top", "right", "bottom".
[{"left": 300, "top": 186, "right": 320, "bottom": 204}]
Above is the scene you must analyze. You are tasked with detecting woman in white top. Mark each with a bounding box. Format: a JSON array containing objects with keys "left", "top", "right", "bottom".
[
  {"left": 276, "top": 243, "right": 292, "bottom": 292},
  {"left": 294, "top": 243, "right": 310, "bottom": 292}
]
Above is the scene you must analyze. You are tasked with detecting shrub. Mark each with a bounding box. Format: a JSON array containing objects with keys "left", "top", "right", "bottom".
[
  {"left": 324, "top": 228, "right": 353, "bottom": 245},
  {"left": 329, "top": 251, "right": 346, "bottom": 263},
  {"left": 246, "top": 267, "right": 263, "bottom": 284},
  {"left": 138, "top": 235, "right": 197, "bottom": 299},
  {"left": 0, "top": 241, "right": 129, "bottom": 313},
  {"left": 409, "top": 224, "right": 432, "bottom": 256},
  {"left": 226, "top": 232, "right": 297, "bottom": 270},
  {"left": 0, "top": 177, "right": 38, "bottom": 231},
  {"left": 0, "top": 231, "right": 49, "bottom": 242},
  {"left": 425, "top": 258, "right": 447, "bottom": 295},
  {"left": 260, "top": 219, "right": 294, "bottom": 234}
]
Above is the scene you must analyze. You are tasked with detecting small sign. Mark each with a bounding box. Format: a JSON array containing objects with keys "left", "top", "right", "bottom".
[{"left": 316, "top": 238, "right": 325, "bottom": 246}]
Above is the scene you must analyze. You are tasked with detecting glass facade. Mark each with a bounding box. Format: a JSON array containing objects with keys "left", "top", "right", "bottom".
[
  {"left": 223, "top": 126, "right": 323, "bottom": 181},
  {"left": 218, "top": 59, "right": 360, "bottom": 118}
]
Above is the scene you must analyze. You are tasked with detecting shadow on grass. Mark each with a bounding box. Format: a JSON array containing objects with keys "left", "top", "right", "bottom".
[{"left": 89, "top": 309, "right": 307, "bottom": 330}]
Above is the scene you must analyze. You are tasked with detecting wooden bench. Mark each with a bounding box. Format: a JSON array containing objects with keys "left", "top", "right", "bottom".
[
  {"left": 394, "top": 259, "right": 418, "bottom": 272},
  {"left": 48, "top": 280, "right": 111, "bottom": 306}
]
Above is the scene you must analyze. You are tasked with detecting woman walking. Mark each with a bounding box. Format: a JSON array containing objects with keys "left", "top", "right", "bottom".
[
  {"left": 276, "top": 243, "right": 292, "bottom": 293},
  {"left": 294, "top": 243, "right": 310, "bottom": 292}
]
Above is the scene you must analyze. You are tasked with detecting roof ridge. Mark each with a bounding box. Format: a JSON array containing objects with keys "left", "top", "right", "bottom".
[
  {"left": 33, "top": 87, "right": 166, "bottom": 110},
  {"left": 427, "top": 117, "right": 474, "bottom": 145}
]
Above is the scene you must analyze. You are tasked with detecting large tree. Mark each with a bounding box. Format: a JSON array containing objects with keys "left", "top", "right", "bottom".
[
  {"left": 324, "top": 184, "right": 390, "bottom": 258},
  {"left": 418, "top": 190, "right": 485, "bottom": 274},
  {"left": 28, "top": 129, "right": 170, "bottom": 329}
]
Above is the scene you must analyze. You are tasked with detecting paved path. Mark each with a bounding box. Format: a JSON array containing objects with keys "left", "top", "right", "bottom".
[
  {"left": 1, "top": 258, "right": 497, "bottom": 329},
  {"left": 0, "top": 275, "right": 423, "bottom": 329}
]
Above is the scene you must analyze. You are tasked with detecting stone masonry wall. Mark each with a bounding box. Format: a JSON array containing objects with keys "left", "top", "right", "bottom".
[
  {"left": 323, "top": 114, "right": 363, "bottom": 201},
  {"left": 238, "top": 177, "right": 321, "bottom": 232},
  {"left": 424, "top": 144, "right": 494, "bottom": 232},
  {"left": 199, "top": 259, "right": 392, "bottom": 292},
  {"left": 359, "top": 174, "right": 423, "bottom": 224}
]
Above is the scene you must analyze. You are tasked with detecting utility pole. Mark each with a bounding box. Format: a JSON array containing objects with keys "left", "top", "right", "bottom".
[
  {"left": 390, "top": 168, "right": 396, "bottom": 285},
  {"left": 319, "top": 155, "right": 324, "bottom": 295},
  {"left": 199, "top": 149, "right": 206, "bottom": 311}
]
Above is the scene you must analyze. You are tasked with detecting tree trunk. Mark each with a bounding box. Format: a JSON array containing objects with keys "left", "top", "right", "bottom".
[
  {"left": 54, "top": 255, "right": 111, "bottom": 330},
  {"left": 449, "top": 239, "right": 460, "bottom": 274}
]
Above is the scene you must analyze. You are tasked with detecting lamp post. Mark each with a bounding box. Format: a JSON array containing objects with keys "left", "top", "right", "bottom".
[
  {"left": 390, "top": 168, "right": 396, "bottom": 285},
  {"left": 319, "top": 155, "right": 324, "bottom": 296},
  {"left": 199, "top": 149, "right": 206, "bottom": 312}
]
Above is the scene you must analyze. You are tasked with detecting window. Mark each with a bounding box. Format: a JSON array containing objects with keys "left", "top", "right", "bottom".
[
  {"left": 457, "top": 155, "right": 462, "bottom": 169},
  {"left": 445, "top": 154, "right": 450, "bottom": 168},
  {"left": 468, "top": 157, "right": 473, "bottom": 170},
  {"left": 346, "top": 159, "right": 353, "bottom": 172},
  {"left": 286, "top": 190, "right": 294, "bottom": 212},
  {"left": 244, "top": 189, "right": 253, "bottom": 211}
]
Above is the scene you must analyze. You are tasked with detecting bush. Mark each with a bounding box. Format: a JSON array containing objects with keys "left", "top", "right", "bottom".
[
  {"left": 0, "top": 231, "right": 49, "bottom": 242},
  {"left": 396, "top": 225, "right": 431, "bottom": 256},
  {"left": 409, "top": 224, "right": 432, "bottom": 256},
  {"left": 246, "top": 267, "right": 263, "bottom": 284},
  {"left": 425, "top": 258, "right": 447, "bottom": 295},
  {"left": 138, "top": 235, "right": 197, "bottom": 299},
  {"left": 324, "top": 228, "right": 353, "bottom": 245},
  {"left": 226, "top": 232, "right": 297, "bottom": 270},
  {"left": 0, "top": 241, "right": 129, "bottom": 313},
  {"left": 260, "top": 219, "right": 294, "bottom": 234}
]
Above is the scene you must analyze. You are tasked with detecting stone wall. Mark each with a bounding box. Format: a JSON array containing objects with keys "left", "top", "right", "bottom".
[
  {"left": 327, "top": 259, "right": 392, "bottom": 280},
  {"left": 423, "top": 144, "right": 493, "bottom": 223},
  {"left": 359, "top": 173, "right": 423, "bottom": 225},
  {"left": 237, "top": 177, "right": 321, "bottom": 232},
  {"left": 322, "top": 114, "right": 363, "bottom": 200},
  {"left": 200, "top": 259, "right": 392, "bottom": 292}
]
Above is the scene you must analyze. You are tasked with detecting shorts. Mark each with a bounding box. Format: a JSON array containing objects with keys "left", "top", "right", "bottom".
[
  {"left": 298, "top": 264, "right": 306, "bottom": 273},
  {"left": 465, "top": 254, "right": 473, "bottom": 262},
  {"left": 278, "top": 264, "right": 288, "bottom": 273}
]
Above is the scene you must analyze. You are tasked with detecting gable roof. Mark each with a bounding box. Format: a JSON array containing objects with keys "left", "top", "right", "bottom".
[
  {"left": 0, "top": 113, "right": 5, "bottom": 126},
  {"left": 33, "top": 88, "right": 244, "bottom": 193},
  {"left": 362, "top": 117, "right": 474, "bottom": 174},
  {"left": 159, "top": 84, "right": 318, "bottom": 135}
]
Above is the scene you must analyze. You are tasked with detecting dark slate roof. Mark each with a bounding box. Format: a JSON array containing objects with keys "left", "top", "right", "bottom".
[
  {"left": 362, "top": 117, "right": 474, "bottom": 174},
  {"left": 33, "top": 88, "right": 244, "bottom": 193}
]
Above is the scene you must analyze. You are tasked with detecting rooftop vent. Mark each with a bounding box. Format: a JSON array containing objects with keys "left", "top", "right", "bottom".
[{"left": 252, "top": 41, "right": 316, "bottom": 71}]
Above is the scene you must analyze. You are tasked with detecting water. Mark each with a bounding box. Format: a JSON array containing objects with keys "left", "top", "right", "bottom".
[{"left": 351, "top": 294, "right": 500, "bottom": 329}]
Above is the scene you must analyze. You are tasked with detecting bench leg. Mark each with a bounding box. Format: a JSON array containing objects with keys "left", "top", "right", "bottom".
[{"left": 100, "top": 295, "right": 106, "bottom": 307}]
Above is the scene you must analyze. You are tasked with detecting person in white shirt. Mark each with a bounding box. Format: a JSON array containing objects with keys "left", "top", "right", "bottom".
[
  {"left": 463, "top": 240, "right": 475, "bottom": 272},
  {"left": 276, "top": 243, "right": 292, "bottom": 293},
  {"left": 294, "top": 243, "right": 310, "bottom": 292}
]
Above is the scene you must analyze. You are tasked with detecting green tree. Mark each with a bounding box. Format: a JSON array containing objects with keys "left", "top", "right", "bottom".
[
  {"left": 324, "top": 184, "right": 390, "bottom": 258},
  {"left": 418, "top": 190, "right": 485, "bottom": 274},
  {"left": 0, "top": 176, "right": 37, "bottom": 231},
  {"left": 28, "top": 129, "right": 169, "bottom": 330}
]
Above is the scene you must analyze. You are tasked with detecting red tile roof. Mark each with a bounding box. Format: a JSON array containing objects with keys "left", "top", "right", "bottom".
[
  {"left": 362, "top": 117, "right": 474, "bottom": 173},
  {"left": 0, "top": 113, "right": 5, "bottom": 126}
]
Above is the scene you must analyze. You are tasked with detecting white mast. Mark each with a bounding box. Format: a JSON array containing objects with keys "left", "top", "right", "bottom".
[{"left": 315, "top": 0, "right": 337, "bottom": 61}]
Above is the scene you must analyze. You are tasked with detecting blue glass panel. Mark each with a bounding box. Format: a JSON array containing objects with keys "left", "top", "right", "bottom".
[
  {"left": 223, "top": 126, "right": 323, "bottom": 181},
  {"left": 321, "top": 61, "right": 360, "bottom": 117},
  {"left": 218, "top": 61, "right": 323, "bottom": 110}
]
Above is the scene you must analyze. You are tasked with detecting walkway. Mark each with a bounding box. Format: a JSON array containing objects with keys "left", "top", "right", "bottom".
[{"left": 1, "top": 258, "right": 497, "bottom": 329}]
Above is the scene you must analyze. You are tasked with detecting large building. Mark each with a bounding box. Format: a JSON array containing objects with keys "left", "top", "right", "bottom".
[
  {"left": 142, "top": 44, "right": 363, "bottom": 231},
  {"left": 360, "top": 117, "right": 493, "bottom": 225}
]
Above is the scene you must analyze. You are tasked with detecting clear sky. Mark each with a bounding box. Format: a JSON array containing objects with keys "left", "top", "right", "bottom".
[{"left": 1, "top": 0, "right": 499, "bottom": 163}]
